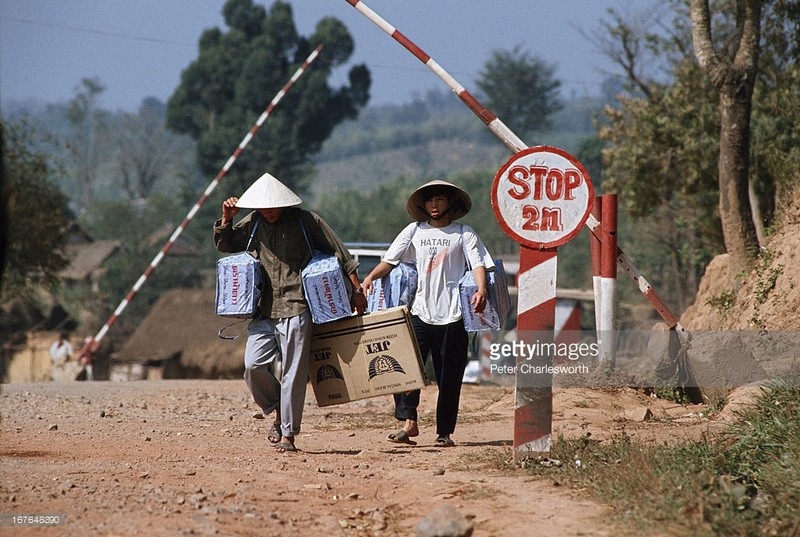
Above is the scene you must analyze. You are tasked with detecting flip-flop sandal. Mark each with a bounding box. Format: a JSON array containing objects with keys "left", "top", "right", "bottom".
[
  {"left": 387, "top": 429, "right": 417, "bottom": 445},
  {"left": 274, "top": 441, "right": 297, "bottom": 452},
  {"left": 435, "top": 436, "right": 455, "bottom": 447},
  {"left": 267, "top": 422, "right": 281, "bottom": 444}
]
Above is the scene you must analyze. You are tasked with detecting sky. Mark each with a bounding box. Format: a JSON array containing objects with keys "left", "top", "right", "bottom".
[{"left": 0, "top": 1, "right": 660, "bottom": 113}]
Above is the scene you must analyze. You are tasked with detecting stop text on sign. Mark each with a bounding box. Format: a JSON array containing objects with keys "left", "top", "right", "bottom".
[
  {"left": 492, "top": 146, "right": 593, "bottom": 249},
  {"left": 508, "top": 166, "right": 583, "bottom": 202}
]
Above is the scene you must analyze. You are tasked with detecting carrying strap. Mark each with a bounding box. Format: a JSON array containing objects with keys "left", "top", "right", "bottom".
[
  {"left": 218, "top": 318, "right": 249, "bottom": 340},
  {"left": 298, "top": 216, "right": 314, "bottom": 256},
  {"left": 245, "top": 214, "right": 261, "bottom": 255}
]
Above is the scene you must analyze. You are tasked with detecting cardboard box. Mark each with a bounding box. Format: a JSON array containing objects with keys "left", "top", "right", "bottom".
[
  {"left": 367, "top": 262, "right": 418, "bottom": 312},
  {"left": 459, "top": 258, "right": 512, "bottom": 331},
  {"left": 215, "top": 253, "right": 262, "bottom": 318},
  {"left": 302, "top": 252, "right": 353, "bottom": 324},
  {"left": 309, "top": 306, "right": 426, "bottom": 407}
]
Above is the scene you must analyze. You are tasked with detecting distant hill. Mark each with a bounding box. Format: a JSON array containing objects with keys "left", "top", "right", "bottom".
[{"left": 308, "top": 89, "right": 603, "bottom": 199}]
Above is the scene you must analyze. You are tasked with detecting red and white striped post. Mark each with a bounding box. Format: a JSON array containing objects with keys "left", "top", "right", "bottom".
[
  {"left": 75, "top": 45, "right": 324, "bottom": 364},
  {"left": 598, "top": 194, "right": 618, "bottom": 366},
  {"left": 514, "top": 245, "right": 557, "bottom": 452}
]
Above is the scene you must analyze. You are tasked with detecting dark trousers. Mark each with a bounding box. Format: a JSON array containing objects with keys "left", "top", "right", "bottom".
[{"left": 394, "top": 317, "right": 469, "bottom": 436}]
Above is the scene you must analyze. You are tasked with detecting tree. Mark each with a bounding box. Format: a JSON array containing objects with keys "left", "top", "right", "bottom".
[
  {"left": 596, "top": 0, "right": 799, "bottom": 307},
  {"left": 476, "top": 46, "right": 563, "bottom": 141},
  {"left": 114, "top": 98, "right": 195, "bottom": 201},
  {"left": 65, "top": 77, "right": 109, "bottom": 213},
  {"left": 166, "top": 0, "right": 370, "bottom": 195},
  {"left": 689, "top": 0, "right": 761, "bottom": 276},
  {"left": 1, "top": 120, "right": 71, "bottom": 297}
]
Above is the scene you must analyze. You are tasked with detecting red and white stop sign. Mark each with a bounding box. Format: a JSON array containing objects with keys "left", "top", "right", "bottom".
[{"left": 492, "top": 146, "right": 594, "bottom": 249}]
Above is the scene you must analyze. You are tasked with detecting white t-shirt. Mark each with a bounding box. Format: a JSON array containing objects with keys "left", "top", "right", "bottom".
[{"left": 383, "top": 222, "right": 489, "bottom": 325}]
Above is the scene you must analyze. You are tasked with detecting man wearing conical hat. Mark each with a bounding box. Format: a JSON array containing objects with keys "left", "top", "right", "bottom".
[
  {"left": 214, "top": 172, "right": 367, "bottom": 452},
  {"left": 362, "top": 179, "right": 489, "bottom": 447}
]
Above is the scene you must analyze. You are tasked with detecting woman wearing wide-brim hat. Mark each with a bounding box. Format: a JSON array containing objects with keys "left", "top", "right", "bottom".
[
  {"left": 214, "top": 172, "right": 367, "bottom": 453},
  {"left": 363, "top": 179, "right": 489, "bottom": 447}
]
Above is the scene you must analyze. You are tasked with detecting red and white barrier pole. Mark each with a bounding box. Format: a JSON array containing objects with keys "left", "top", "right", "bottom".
[
  {"left": 76, "top": 45, "right": 324, "bottom": 364},
  {"left": 598, "top": 194, "right": 618, "bottom": 366},
  {"left": 585, "top": 213, "right": 689, "bottom": 340}
]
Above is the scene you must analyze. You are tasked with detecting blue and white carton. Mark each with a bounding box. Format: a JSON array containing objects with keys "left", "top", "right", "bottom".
[
  {"left": 215, "top": 253, "right": 262, "bottom": 318},
  {"left": 458, "top": 258, "right": 512, "bottom": 331},
  {"left": 302, "top": 252, "right": 353, "bottom": 324},
  {"left": 367, "top": 262, "right": 418, "bottom": 312}
]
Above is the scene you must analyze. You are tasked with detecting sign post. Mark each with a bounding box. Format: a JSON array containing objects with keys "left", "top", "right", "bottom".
[{"left": 491, "top": 146, "right": 593, "bottom": 457}]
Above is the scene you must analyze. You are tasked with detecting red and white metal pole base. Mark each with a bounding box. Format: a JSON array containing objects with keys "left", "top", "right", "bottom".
[{"left": 514, "top": 246, "right": 557, "bottom": 454}]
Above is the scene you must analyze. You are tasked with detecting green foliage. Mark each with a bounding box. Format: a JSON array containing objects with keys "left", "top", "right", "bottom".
[
  {"left": 1, "top": 120, "right": 71, "bottom": 297},
  {"left": 595, "top": 1, "right": 800, "bottom": 313},
  {"left": 476, "top": 46, "right": 563, "bottom": 140},
  {"left": 166, "top": 0, "right": 371, "bottom": 196},
  {"left": 499, "top": 379, "right": 800, "bottom": 536},
  {"left": 752, "top": 248, "right": 783, "bottom": 305},
  {"left": 622, "top": 0, "right": 800, "bottom": 224},
  {"left": 85, "top": 196, "right": 213, "bottom": 322},
  {"left": 314, "top": 177, "right": 415, "bottom": 244},
  {"left": 706, "top": 289, "right": 736, "bottom": 318}
]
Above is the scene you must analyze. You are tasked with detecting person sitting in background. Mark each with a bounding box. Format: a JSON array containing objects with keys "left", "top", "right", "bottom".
[{"left": 49, "top": 332, "right": 73, "bottom": 366}]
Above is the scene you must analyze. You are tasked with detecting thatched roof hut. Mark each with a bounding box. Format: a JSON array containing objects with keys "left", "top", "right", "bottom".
[
  {"left": 112, "top": 288, "right": 246, "bottom": 378},
  {"left": 60, "top": 240, "right": 122, "bottom": 286}
]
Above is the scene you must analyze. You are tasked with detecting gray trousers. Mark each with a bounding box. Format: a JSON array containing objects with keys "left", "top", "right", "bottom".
[{"left": 244, "top": 311, "right": 312, "bottom": 438}]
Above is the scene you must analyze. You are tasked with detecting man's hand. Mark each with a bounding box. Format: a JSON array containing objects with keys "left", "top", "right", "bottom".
[
  {"left": 352, "top": 287, "right": 367, "bottom": 315},
  {"left": 221, "top": 197, "right": 240, "bottom": 225}
]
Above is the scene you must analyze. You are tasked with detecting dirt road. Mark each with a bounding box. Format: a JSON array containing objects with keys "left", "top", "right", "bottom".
[{"left": 1, "top": 379, "right": 713, "bottom": 536}]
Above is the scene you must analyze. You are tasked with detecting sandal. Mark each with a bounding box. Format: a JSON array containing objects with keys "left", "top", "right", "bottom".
[
  {"left": 267, "top": 421, "right": 281, "bottom": 444},
  {"left": 387, "top": 429, "right": 417, "bottom": 445},
  {"left": 274, "top": 441, "right": 297, "bottom": 453},
  {"left": 435, "top": 436, "right": 455, "bottom": 447}
]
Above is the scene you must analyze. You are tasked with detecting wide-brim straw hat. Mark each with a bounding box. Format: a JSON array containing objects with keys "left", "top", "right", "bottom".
[
  {"left": 235, "top": 172, "right": 302, "bottom": 209},
  {"left": 406, "top": 179, "right": 472, "bottom": 222}
]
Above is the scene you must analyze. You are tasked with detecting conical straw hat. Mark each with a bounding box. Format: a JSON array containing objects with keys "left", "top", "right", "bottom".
[
  {"left": 235, "top": 172, "right": 302, "bottom": 209},
  {"left": 406, "top": 179, "right": 472, "bottom": 222}
]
